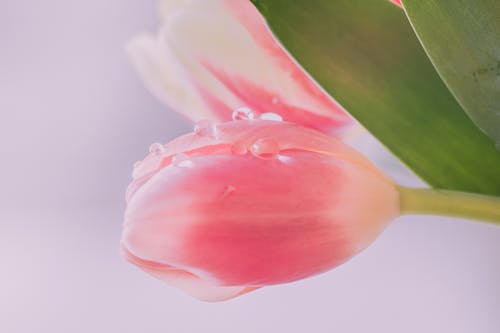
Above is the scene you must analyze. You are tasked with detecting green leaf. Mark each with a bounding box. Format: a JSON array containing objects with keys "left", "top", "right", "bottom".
[
  {"left": 251, "top": 0, "right": 500, "bottom": 196},
  {"left": 402, "top": 0, "right": 500, "bottom": 145}
]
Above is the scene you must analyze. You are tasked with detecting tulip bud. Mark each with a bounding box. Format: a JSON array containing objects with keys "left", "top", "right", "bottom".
[
  {"left": 391, "top": 0, "right": 403, "bottom": 8},
  {"left": 121, "top": 119, "right": 399, "bottom": 301}
]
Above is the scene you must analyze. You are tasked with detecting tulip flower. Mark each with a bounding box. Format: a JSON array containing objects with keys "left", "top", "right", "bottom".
[
  {"left": 391, "top": 0, "right": 402, "bottom": 7},
  {"left": 122, "top": 116, "right": 500, "bottom": 301},
  {"left": 127, "top": 0, "right": 352, "bottom": 135},
  {"left": 122, "top": 118, "right": 400, "bottom": 301}
]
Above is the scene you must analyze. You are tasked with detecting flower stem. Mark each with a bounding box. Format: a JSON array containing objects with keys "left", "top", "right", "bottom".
[{"left": 397, "top": 186, "right": 500, "bottom": 225}]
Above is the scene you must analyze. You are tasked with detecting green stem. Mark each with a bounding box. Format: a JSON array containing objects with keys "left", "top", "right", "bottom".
[{"left": 398, "top": 186, "right": 500, "bottom": 225}]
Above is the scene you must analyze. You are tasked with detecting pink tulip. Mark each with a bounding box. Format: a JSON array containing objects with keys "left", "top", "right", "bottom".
[
  {"left": 127, "top": 0, "right": 352, "bottom": 135},
  {"left": 391, "top": 0, "right": 402, "bottom": 7},
  {"left": 121, "top": 119, "right": 399, "bottom": 301}
]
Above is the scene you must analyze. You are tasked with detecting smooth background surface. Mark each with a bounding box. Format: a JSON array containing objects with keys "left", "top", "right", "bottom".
[{"left": 1, "top": 1, "right": 500, "bottom": 332}]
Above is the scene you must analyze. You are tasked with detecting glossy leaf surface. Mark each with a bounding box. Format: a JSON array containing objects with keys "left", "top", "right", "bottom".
[
  {"left": 403, "top": 0, "right": 500, "bottom": 144},
  {"left": 251, "top": 0, "right": 500, "bottom": 195}
]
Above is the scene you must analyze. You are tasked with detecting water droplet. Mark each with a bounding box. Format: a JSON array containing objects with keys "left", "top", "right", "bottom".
[
  {"left": 259, "top": 112, "right": 283, "bottom": 122},
  {"left": 149, "top": 143, "right": 165, "bottom": 156},
  {"left": 271, "top": 96, "right": 279, "bottom": 105},
  {"left": 232, "top": 107, "right": 254, "bottom": 121},
  {"left": 277, "top": 155, "right": 292, "bottom": 163},
  {"left": 172, "top": 153, "right": 194, "bottom": 168},
  {"left": 231, "top": 143, "right": 248, "bottom": 155},
  {"left": 250, "top": 138, "right": 280, "bottom": 159},
  {"left": 194, "top": 119, "right": 217, "bottom": 138}
]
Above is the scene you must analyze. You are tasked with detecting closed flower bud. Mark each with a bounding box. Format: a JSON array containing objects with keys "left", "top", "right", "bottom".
[{"left": 121, "top": 119, "right": 399, "bottom": 301}]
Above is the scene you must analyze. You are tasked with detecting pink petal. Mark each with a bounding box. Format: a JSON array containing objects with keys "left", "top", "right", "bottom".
[
  {"left": 126, "top": 34, "right": 212, "bottom": 120},
  {"left": 128, "top": 120, "right": 387, "bottom": 201},
  {"left": 129, "top": 0, "right": 353, "bottom": 135},
  {"left": 202, "top": 64, "right": 349, "bottom": 134},
  {"left": 122, "top": 244, "right": 257, "bottom": 301},
  {"left": 390, "top": 0, "right": 403, "bottom": 8},
  {"left": 122, "top": 121, "right": 399, "bottom": 293}
]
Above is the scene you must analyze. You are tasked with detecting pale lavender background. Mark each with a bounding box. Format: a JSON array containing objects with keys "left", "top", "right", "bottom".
[{"left": 1, "top": 1, "right": 500, "bottom": 332}]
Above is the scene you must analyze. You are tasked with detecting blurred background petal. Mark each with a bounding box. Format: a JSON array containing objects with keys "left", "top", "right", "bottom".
[{"left": 128, "top": 0, "right": 352, "bottom": 135}]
